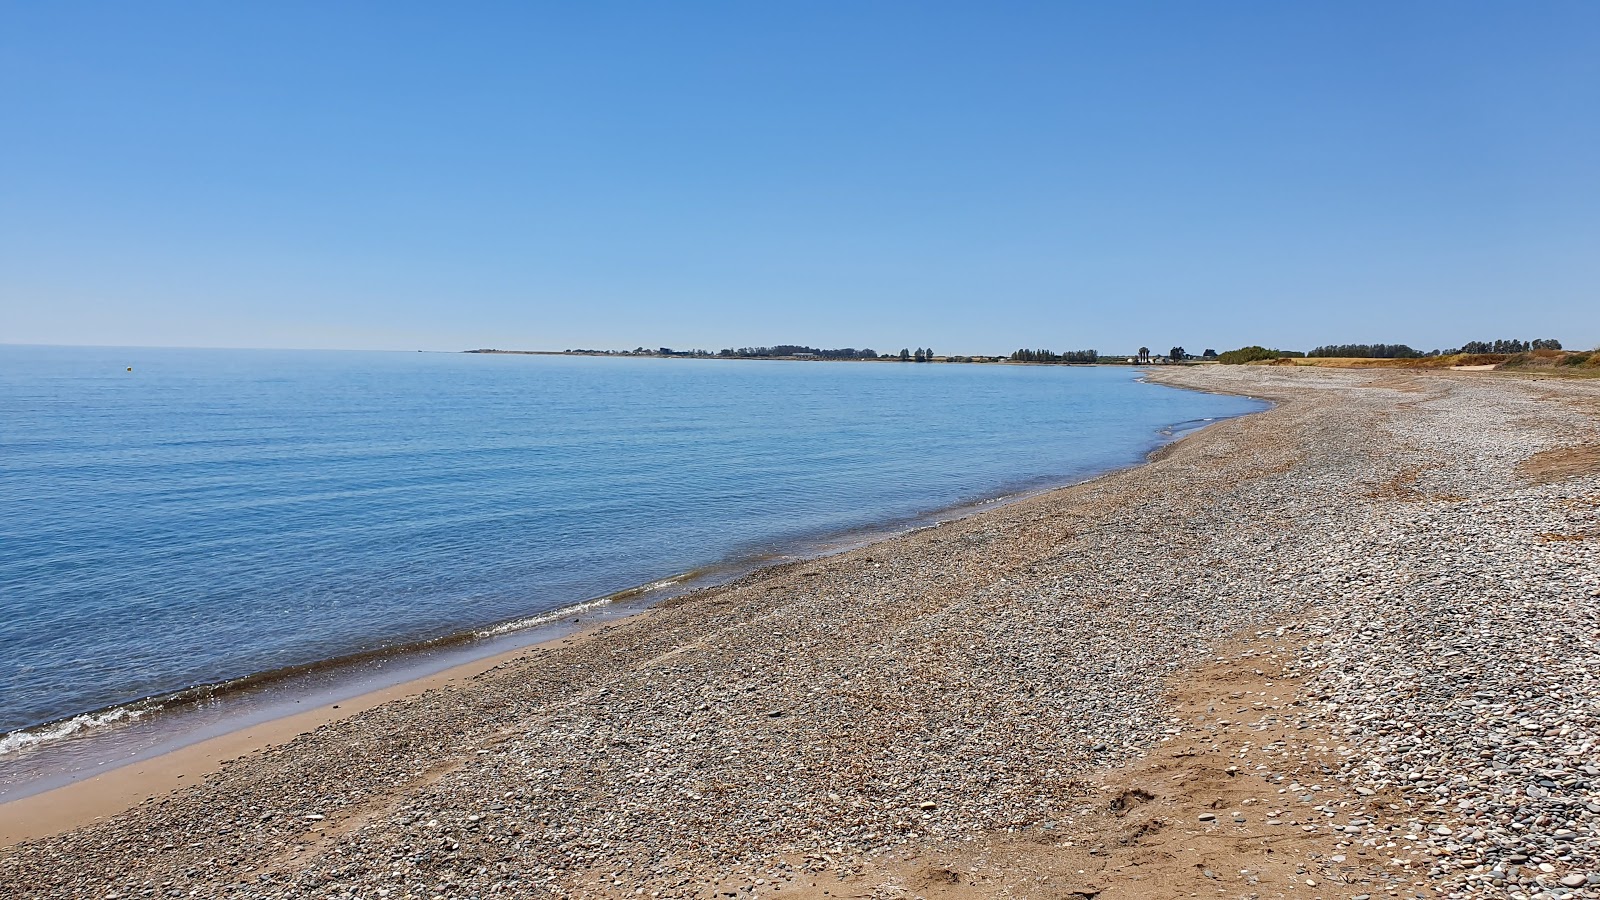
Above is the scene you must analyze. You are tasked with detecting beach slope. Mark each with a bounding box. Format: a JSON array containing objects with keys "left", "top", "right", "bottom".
[{"left": 3, "top": 367, "right": 1596, "bottom": 899}]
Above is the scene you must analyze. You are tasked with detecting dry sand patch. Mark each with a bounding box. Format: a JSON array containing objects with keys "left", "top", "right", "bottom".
[
  {"left": 709, "top": 628, "right": 1431, "bottom": 900},
  {"left": 1519, "top": 444, "right": 1600, "bottom": 483}
]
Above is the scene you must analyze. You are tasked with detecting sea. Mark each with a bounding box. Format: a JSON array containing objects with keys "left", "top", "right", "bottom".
[{"left": 0, "top": 345, "right": 1264, "bottom": 792}]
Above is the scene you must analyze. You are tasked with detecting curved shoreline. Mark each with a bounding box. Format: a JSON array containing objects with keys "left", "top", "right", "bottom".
[
  {"left": 4, "top": 366, "right": 1597, "bottom": 899},
  {"left": 0, "top": 632, "right": 587, "bottom": 845},
  {"left": 0, "top": 383, "right": 1267, "bottom": 829}
]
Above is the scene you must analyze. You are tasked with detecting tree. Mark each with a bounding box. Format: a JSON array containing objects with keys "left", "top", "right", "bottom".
[
  {"left": 1202, "top": 349, "right": 1217, "bottom": 358},
  {"left": 926, "top": 347, "right": 934, "bottom": 360},
  {"left": 1217, "top": 345, "right": 1284, "bottom": 364},
  {"left": 1137, "top": 347, "right": 1150, "bottom": 362},
  {"left": 899, "top": 348, "right": 911, "bottom": 360},
  {"left": 1169, "top": 346, "right": 1186, "bottom": 361},
  {"left": 1308, "top": 344, "right": 1422, "bottom": 359},
  {"left": 1450, "top": 339, "right": 1560, "bottom": 355}
]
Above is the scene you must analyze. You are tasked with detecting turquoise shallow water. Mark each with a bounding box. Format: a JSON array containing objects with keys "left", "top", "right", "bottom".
[{"left": 0, "top": 347, "right": 1263, "bottom": 743}]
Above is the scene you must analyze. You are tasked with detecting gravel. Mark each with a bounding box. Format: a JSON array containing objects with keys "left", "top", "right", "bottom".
[{"left": 1269, "top": 371, "right": 1600, "bottom": 899}]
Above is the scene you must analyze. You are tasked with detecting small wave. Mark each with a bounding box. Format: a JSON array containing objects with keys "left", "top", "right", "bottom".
[
  {"left": 0, "top": 702, "right": 159, "bottom": 757},
  {"left": 477, "top": 577, "right": 694, "bottom": 640},
  {"left": 4, "top": 575, "right": 703, "bottom": 756},
  {"left": 474, "top": 591, "right": 636, "bottom": 639}
]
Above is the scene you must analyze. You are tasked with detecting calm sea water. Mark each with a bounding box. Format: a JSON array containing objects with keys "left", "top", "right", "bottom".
[{"left": 0, "top": 346, "right": 1263, "bottom": 745}]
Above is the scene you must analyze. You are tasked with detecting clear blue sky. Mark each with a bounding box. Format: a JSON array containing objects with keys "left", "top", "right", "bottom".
[{"left": 3, "top": 2, "right": 1597, "bottom": 354}]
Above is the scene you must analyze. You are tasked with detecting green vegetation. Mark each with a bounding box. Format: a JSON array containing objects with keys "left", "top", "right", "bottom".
[
  {"left": 1009, "top": 349, "right": 1099, "bottom": 363},
  {"left": 1498, "top": 348, "right": 1600, "bottom": 372},
  {"left": 1279, "top": 339, "right": 1557, "bottom": 361},
  {"left": 527, "top": 336, "right": 1584, "bottom": 371},
  {"left": 1451, "top": 339, "right": 1561, "bottom": 354},
  {"left": 718, "top": 345, "right": 880, "bottom": 359},
  {"left": 1310, "top": 343, "right": 1422, "bottom": 359},
  {"left": 1217, "top": 346, "right": 1303, "bottom": 364}
]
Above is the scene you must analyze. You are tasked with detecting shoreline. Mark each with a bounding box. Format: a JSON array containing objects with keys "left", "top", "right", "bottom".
[
  {"left": 0, "top": 387, "right": 1261, "bottom": 829},
  {"left": 0, "top": 627, "right": 600, "bottom": 846},
  {"left": 466, "top": 348, "right": 1164, "bottom": 366},
  {"left": 0, "top": 571, "right": 667, "bottom": 797},
  {"left": 5, "top": 366, "right": 1594, "bottom": 900}
]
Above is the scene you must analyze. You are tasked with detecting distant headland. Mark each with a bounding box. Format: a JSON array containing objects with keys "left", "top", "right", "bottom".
[
  {"left": 465, "top": 336, "right": 1593, "bottom": 374},
  {"left": 466, "top": 345, "right": 1131, "bottom": 364}
]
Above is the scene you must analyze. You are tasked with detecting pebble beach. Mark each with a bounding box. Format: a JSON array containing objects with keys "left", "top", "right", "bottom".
[{"left": 2, "top": 366, "right": 1596, "bottom": 900}]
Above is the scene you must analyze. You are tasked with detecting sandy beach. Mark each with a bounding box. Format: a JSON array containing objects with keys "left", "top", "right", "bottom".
[{"left": 3, "top": 366, "right": 1597, "bottom": 899}]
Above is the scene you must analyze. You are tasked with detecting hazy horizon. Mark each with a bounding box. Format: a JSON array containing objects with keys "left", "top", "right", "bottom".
[{"left": 0, "top": 335, "right": 1586, "bottom": 358}]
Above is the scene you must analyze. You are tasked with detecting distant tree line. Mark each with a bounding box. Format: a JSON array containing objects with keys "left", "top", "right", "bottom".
[
  {"left": 1445, "top": 338, "right": 1561, "bottom": 354},
  {"left": 719, "top": 345, "right": 943, "bottom": 361},
  {"left": 718, "top": 345, "right": 880, "bottom": 359},
  {"left": 561, "top": 344, "right": 960, "bottom": 360},
  {"left": 563, "top": 347, "right": 718, "bottom": 356},
  {"left": 1010, "top": 349, "right": 1099, "bottom": 363},
  {"left": 1309, "top": 343, "right": 1423, "bottom": 359},
  {"left": 558, "top": 337, "right": 1569, "bottom": 365},
  {"left": 1217, "top": 346, "right": 1305, "bottom": 364},
  {"left": 1218, "top": 337, "right": 1566, "bottom": 364},
  {"left": 1307, "top": 339, "right": 1562, "bottom": 357}
]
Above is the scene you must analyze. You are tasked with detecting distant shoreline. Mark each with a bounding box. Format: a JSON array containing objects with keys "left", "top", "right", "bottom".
[{"left": 464, "top": 348, "right": 1159, "bottom": 366}]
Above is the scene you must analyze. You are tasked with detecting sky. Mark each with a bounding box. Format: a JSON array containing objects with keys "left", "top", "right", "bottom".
[{"left": 2, "top": 2, "right": 1597, "bottom": 355}]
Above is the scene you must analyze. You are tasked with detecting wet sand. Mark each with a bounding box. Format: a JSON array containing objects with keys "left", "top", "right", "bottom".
[
  {"left": 3, "top": 366, "right": 1596, "bottom": 899},
  {"left": 0, "top": 628, "right": 607, "bottom": 845}
]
